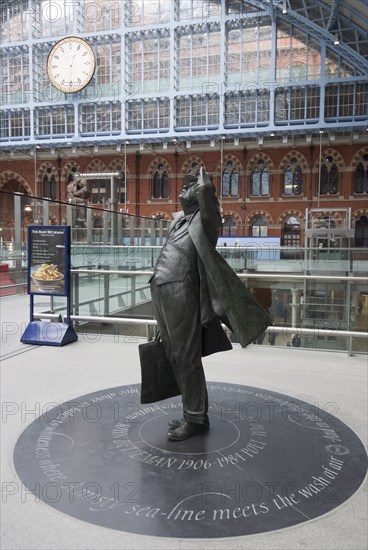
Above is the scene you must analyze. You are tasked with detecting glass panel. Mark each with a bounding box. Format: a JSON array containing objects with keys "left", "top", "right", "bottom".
[
  {"left": 307, "top": 86, "right": 320, "bottom": 119},
  {"left": 356, "top": 82, "right": 368, "bottom": 116},
  {"left": 143, "top": 101, "right": 157, "bottom": 130},
  {"left": 339, "top": 83, "right": 354, "bottom": 117},
  {"left": 284, "top": 167, "right": 293, "bottom": 195},
  {"left": 257, "top": 90, "right": 270, "bottom": 123},
  {"left": 261, "top": 168, "right": 269, "bottom": 195},
  {"left": 290, "top": 87, "right": 305, "bottom": 120},
  {"left": 1, "top": 193, "right": 366, "bottom": 352},
  {"left": 252, "top": 170, "right": 260, "bottom": 195},
  {"left": 4, "top": 109, "right": 30, "bottom": 138},
  {"left": 276, "top": 25, "right": 290, "bottom": 83},
  {"left": 0, "top": 48, "right": 30, "bottom": 105},
  {"left": 325, "top": 49, "right": 340, "bottom": 78},
  {"left": 241, "top": 92, "right": 256, "bottom": 124},
  {"left": 231, "top": 171, "right": 239, "bottom": 196},
  {"left": 1, "top": 0, "right": 29, "bottom": 42},
  {"left": 227, "top": 18, "right": 271, "bottom": 86},
  {"left": 355, "top": 164, "right": 368, "bottom": 194},
  {"left": 179, "top": 0, "right": 219, "bottom": 21},
  {"left": 153, "top": 173, "right": 161, "bottom": 198},
  {"left": 225, "top": 93, "right": 239, "bottom": 126},
  {"left": 326, "top": 48, "right": 356, "bottom": 78},
  {"left": 275, "top": 88, "right": 288, "bottom": 121},
  {"left": 259, "top": 224, "right": 268, "bottom": 236},
  {"left": 354, "top": 216, "right": 368, "bottom": 247},
  {"left": 307, "top": 37, "right": 321, "bottom": 80},
  {"left": 178, "top": 25, "right": 220, "bottom": 91},
  {"left": 222, "top": 171, "right": 230, "bottom": 197},
  {"left": 0, "top": 111, "right": 9, "bottom": 139},
  {"left": 96, "top": 43, "right": 110, "bottom": 86},
  {"left": 175, "top": 97, "right": 190, "bottom": 128},
  {"left": 226, "top": 28, "right": 241, "bottom": 81},
  {"left": 276, "top": 24, "right": 321, "bottom": 83},
  {"left": 127, "top": 100, "right": 142, "bottom": 132},
  {"left": 79, "top": 0, "right": 121, "bottom": 32},
  {"left": 161, "top": 172, "right": 169, "bottom": 198},
  {"left": 294, "top": 166, "right": 302, "bottom": 194},
  {"left": 320, "top": 164, "right": 338, "bottom": 195}
]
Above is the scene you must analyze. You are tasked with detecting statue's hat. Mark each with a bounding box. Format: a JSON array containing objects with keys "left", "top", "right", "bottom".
[{"left": 183, "top": 174, "right": 198, "bottom": 187}]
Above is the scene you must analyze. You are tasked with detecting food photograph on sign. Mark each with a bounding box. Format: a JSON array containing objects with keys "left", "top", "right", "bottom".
[
  {"left": 30, "top": 263, "right": 65, "bottom": 293},
  {"left": 28, "top": 227, "right": 69, "bottom": 296}
]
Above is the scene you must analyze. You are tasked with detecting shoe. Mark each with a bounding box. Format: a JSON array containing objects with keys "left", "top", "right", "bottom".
[
  {"left": 168, "top": 421, "right": 209, "bottom": 441},
  {"left": 168, "top": 416, "right": 210, "bottom": 430},
  {"left": 168, "top": 418, "right": 184, "bottom": 429}
]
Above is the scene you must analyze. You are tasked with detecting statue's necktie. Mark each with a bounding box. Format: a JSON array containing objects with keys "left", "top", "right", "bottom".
[{"left": 175, "top": 217, "right": 187, "bottom": 231}]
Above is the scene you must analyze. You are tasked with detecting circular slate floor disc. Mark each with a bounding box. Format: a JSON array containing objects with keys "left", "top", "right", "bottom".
[{"left": 13, "top": 382, "right": 367, "bottom": 538}]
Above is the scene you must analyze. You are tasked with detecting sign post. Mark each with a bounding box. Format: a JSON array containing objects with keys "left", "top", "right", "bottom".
[{"left": 21, "top": 226, "right": 78, "bottom": 346}]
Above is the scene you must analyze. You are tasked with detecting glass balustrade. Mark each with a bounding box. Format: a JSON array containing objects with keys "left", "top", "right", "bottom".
[{"left": 1, "top": 190, "right": 367, "bottom": 354}]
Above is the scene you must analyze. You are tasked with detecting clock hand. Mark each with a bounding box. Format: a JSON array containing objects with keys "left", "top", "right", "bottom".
[{"left": 69, "top": 54, "right": 76, "bottom": 85}]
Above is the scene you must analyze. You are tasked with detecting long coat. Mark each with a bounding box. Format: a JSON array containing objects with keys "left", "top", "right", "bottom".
[
  {"left": 140, "top": 184, "right": 272, "bottom": 403},
  {"left": 171, "top": 184, "right": 271, "bottom": 354}
]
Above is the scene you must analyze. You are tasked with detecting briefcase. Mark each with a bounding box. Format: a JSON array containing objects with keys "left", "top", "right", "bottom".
[{"left": 139, "top": 337, "right": 181, "bottom": 404}]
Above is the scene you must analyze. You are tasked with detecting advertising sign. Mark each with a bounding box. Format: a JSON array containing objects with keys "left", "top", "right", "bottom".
[{"left": 27, "top": 226, "right": 71, "bottom": 297}]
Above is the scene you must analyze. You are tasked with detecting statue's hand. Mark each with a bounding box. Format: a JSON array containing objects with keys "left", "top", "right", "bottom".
[
  {"left": 193, "top": 167, "right": 212, "bottom": 197},
  {"left": 197, "top": 166, "right": 211, "bottom": 186}
]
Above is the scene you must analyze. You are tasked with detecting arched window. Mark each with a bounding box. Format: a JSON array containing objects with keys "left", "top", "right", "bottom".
[
  {"left": 251, "top": 215, "right": 268, "bottom": 236},
  {"left": 319, "top": 155, "right": 338, "bottom": 195},
  {"left": 153, "top": 163, "right": 169, "bottom": 198},
  {"left": 221, "top": 216, "right": 237, "bottom": 237},
  {"left": 283, "top": 159, "right": 302, "bottom": 195},
  {"left": 43, "top": 174, "right": 50, "bottom": 198},
  {"left": 251, "top": 160, "right": 269, "bottom": 196},
  {"left": 282, "top": 216, "right": 301, "bottom": 246},
  {"left": 222, "top": 161, "right": 239, "bottom": 197},
  {"left": 354, "top": 155, "right": 368, "bottom": 193},
  {"left": 42, "top": 168, "right": 56, "bottom": 200},
  {"left": 50, "top": 175, "right": 57, "bottom": 200},
  {"left": 354, "top": 215, "right": 368, "bottom": 247}
]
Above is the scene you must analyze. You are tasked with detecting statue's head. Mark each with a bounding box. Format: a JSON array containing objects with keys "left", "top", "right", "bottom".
[
  {"left": 179, "top": 174, "right": 199, "bottom": 213},
  {"left": 179, "top": 167, "right": 215, "bottom": 214}
]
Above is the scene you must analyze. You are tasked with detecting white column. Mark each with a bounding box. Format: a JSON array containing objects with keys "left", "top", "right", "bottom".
[{"left": 291, "top": 288, "right": 300, "bottom": 327}]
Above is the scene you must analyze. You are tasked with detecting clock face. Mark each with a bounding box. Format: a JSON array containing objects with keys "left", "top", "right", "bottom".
[{"left": 47, "top": 37, "right": 96, "bottom": 93}]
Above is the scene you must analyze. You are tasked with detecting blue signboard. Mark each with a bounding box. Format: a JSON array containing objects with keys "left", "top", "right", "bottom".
[
  {"left": 27, "top": 225, "right": 71, "bottom": 297},
  {"left": 21, "top": 226, "right": 77, "bottom": 346}
]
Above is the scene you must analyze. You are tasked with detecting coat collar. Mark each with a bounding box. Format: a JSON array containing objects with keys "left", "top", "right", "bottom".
[{"left": 170, "top": 209, "right": 199, "bottom": 232}]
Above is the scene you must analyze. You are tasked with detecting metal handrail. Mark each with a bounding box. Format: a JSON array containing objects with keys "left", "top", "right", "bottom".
[
  {"left": 72, "top": 268, "right": 153, "bottom": 276},
  {"left": 31, "top": 312, "right": 367, "bottom": 340},
  {"left": 70, "top": 268, "right": 368, "bottom": 282}
]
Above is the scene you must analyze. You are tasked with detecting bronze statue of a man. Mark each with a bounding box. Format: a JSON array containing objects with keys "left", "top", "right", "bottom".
[
  {"left": 146, "top": 168, "right": 271, "bottom": 441},
  {"left": 66, "top": 177, "right": 90, "bottom": 225}
]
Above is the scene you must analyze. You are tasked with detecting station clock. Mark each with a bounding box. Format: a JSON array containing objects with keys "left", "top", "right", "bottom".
[{"left": 47, "top": 36, "right": 96, "bottom": 93}]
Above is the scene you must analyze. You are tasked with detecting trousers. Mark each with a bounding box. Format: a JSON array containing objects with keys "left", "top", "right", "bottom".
[{"left": 150, "top": 275, "right": 208, "bottom": 424}]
